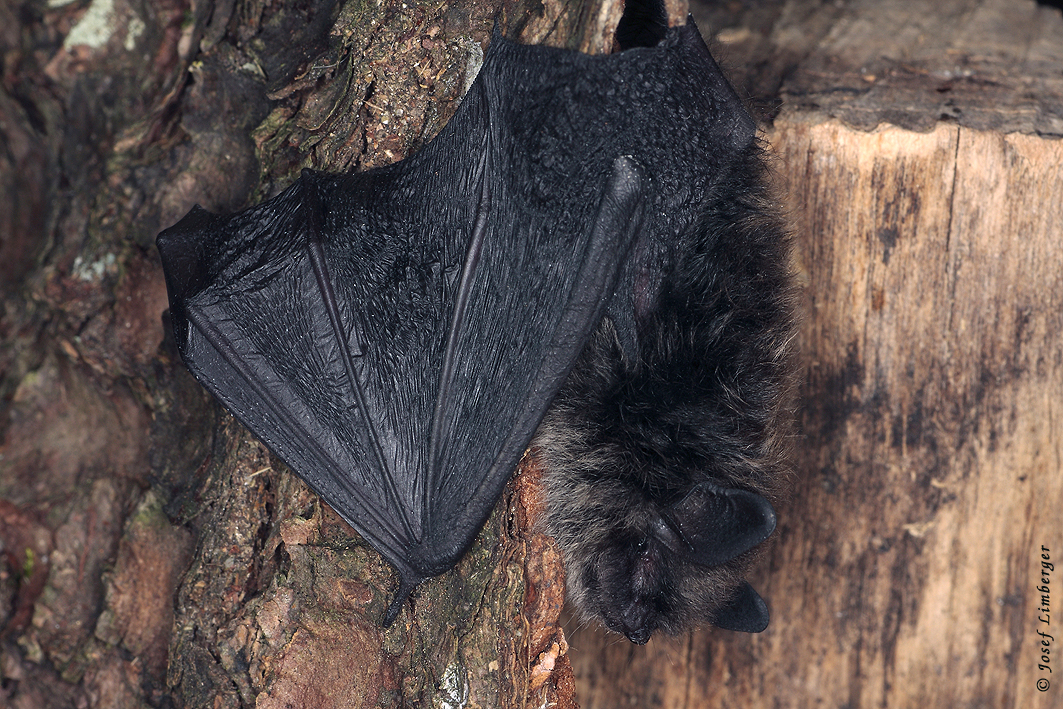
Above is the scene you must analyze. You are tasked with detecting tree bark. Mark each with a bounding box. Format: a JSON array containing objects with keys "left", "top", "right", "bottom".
[
  {"left": 0, "top": 0, "right": 625, "bottom": 707},
  {"left": 568, "top": 1, "right": 1063, "bottom": 707}
]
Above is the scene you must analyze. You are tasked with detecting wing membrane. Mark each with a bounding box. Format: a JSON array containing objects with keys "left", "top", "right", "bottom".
[
  {"left": 157, "top": 20, "right": 734, "bottom": 624},
  {"left": 427, "top": 157, "right": 644, "bottom": 565}
]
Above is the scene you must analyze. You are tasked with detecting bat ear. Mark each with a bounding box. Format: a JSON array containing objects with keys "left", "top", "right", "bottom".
[
  {"left": 662, "top": 482, "right": 776, "bottom": 566},
  {"left": 710, "top": 581, "right": 770, "bottom": 633}
]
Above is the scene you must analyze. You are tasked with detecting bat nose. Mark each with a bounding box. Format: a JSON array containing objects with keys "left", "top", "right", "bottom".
[
  {"left": 620, "top": 620, "right": 654, "bottom": 642},
  {"left": 620, "top": 601, "right": 658, "bottom": 645},
  {"left": 624, "top": 626, "right": 653, "bottom": 645}
]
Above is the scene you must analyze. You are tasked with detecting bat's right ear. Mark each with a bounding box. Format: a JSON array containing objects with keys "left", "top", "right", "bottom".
[
  {"left": 710, "top": 581, "right": 770, "bottom": 633},
  {"left": 661, "top": 482, "right": 777, "bottom": 566}
]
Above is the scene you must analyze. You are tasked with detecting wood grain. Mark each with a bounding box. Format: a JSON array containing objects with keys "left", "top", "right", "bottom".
[
  {"left": 567, "top": 1, "right": 1063, "bottom": 704},
  {"left": 694, "top": 0, "right": 1063, "bottom": 134},
  {"left": 568, "top": 116, "right": 1063, "bottom": 708}
]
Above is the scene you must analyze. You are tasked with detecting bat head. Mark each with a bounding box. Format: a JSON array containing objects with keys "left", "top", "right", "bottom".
[
  {"left": 557, "top": 479, "right": 775, "bottom": 644},
  {"left": 536, "top": 308, "right": 787, "bottom": 643}
]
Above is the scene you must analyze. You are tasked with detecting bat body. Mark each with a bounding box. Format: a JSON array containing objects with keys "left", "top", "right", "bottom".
[
  {"left": 157, "top": 12, "right": 793, "bottom": 643},
  {"left": 535, "top": 106, "right": 793, "bottom": 643}
]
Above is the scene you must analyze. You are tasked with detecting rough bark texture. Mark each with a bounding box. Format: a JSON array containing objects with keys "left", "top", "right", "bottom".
[
  {"left": 0, "top": 0, "right": 619, "bottom": 707},
  {"left": 567, "top": 1, "right": 1063, "bottom": 707}
]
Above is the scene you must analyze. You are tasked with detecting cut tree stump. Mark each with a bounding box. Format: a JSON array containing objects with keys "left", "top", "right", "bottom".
[{"left": 566, "top": 1, "right": 1063, "bottom": 707}]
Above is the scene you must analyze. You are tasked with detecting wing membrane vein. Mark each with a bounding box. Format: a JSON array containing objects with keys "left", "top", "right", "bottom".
[
  {"left": 305, "top": 238, "right": 418, "bottom": 542},
  {"left": 427, "top": 140, "right": 492, "bottom": 526},
  {"left": 184, "top": 304, "right": 412, "bottom": 562}
]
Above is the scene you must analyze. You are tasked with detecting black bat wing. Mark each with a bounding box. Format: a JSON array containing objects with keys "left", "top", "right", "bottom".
[
  {"left": 157, "top": 60, "right": 645, "bottom": 621},
  {"left": 422, "top": 155, "right": 645, "bottom": 567}
]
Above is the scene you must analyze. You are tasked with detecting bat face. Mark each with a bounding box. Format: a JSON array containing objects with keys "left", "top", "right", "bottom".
[
  {"left": 156, "top": 0, "right": 793, "bottom": 640},
  {"left": 566, "top": 523, "right": 753, "bottom": 644},
  {"left": 543, "top": 480, "right": 775, "bottom": 643}
]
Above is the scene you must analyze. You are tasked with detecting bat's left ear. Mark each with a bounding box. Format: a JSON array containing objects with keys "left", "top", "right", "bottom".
[
  {"left": 710, "top": 581, "right": 770, "bottom": 633},
  {"left": 661, "top": 482, "right": 777, "bottom": 566}
]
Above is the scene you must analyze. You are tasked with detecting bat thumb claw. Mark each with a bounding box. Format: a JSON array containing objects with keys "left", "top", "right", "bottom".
[{"left": 382, "top": 574, "right": 422, "bottom": 627}]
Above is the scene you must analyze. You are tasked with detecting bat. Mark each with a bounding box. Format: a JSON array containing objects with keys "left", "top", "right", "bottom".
[{"left": 157, "top": 7, "right": 794, "bottom": 644}]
